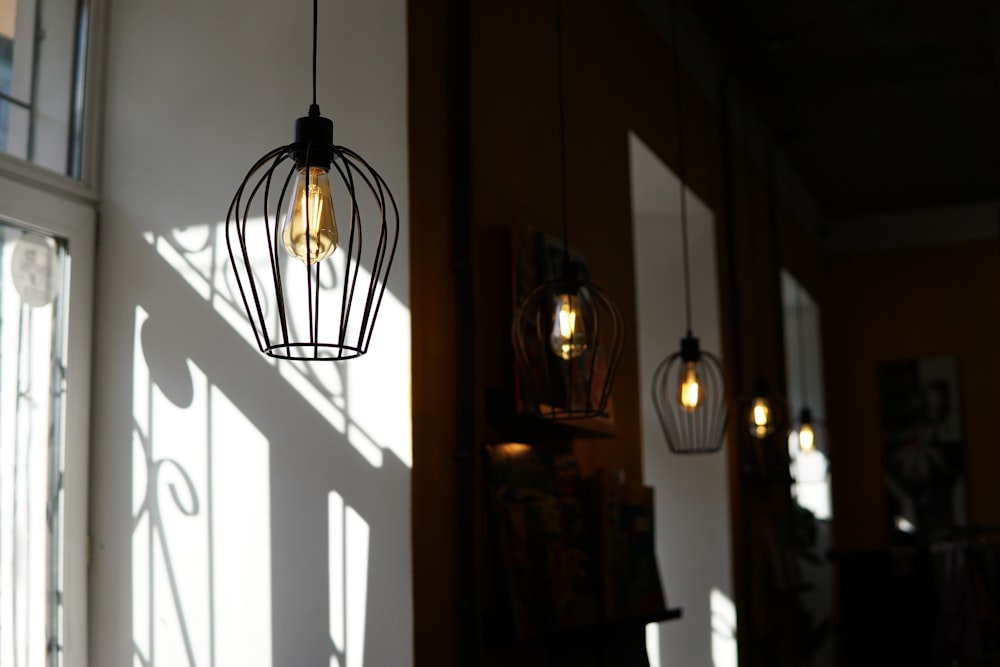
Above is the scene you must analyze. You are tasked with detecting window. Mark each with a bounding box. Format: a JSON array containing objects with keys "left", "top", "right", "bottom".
[
  {"left": 0, "top": 222, "right": 68, "bottom": 666},
  {"left": 0, "top": 0, "right": 98, "bottom": 664},
  {"left": 0, "top": 0, "right": 91, "bottom": 178},
  {"left": 0, "top": 176, "right": 94, "bottom": 667},
  {"left": 781, "top": 271, "right": 831, "bottom": 520}
]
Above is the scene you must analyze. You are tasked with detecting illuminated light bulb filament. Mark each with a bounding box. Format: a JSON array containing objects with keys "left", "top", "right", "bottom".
[
  {"left": 749, "top": 397, "right": 772, "bottom": 438},
  {"left": 549, "top": 292, "right": 588, "bottom": 360},
  {"left": 798, "top": 422, "right": 815, "bottom": 454},
  {"left": 282, "top": 166, "right": 339, "bottom": 264},
  {"left": 678, "top": 361, "right": 702, "bottom": 411}
]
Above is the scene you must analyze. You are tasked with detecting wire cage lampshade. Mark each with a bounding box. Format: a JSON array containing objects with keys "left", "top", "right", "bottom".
[
  {"left": 792, "top": 406, "right": 828, "bottom": 455},
  {"left": 651, "top": 0, "right": 728, "bottom": 453},
  {"left": 740, "top": 376, "right": 789, "bottom": 440},
  {"left": 510, "top": 0, "right": 625, "bottom": 421},
  {"left": 653, "top": 334, "right": 728, "bottom": 453},
  {"left": 225, "top": 0, "right": 398, "bottom": 361},
  {"left": 512, "top": 261, "right": 625, "bottom": 420}
]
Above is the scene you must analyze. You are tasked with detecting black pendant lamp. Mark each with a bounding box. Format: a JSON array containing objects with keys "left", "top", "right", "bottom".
[
  {"left": 738, "top": 137, "right": 789, "bottom": 441},
  {"left": 510, "top": 0, "right": 624, "bottom": 420},
  {"left": 226, "top": 0, "right": 398, "bottom": 361},
  {"left": 789, "top": 280, "right": 828, "bottom": 455},
  {"left": 652, "top": 0, "right": 728, "bottom": 454}
]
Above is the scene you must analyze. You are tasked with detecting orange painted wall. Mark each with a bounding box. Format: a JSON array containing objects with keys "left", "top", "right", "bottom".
[{"left": 825, "top": 240, "right": 1000, "bottom": 550}]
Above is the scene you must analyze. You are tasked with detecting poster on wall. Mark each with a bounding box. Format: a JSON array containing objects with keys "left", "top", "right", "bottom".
[{"left": 878, "top": 357, "right": 966, "bottom": 543}]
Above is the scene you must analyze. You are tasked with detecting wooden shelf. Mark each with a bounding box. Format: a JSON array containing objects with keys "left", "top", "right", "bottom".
[
  {"left": 484, "top": 607, "right": 683, "bottom": 648},
  {"left": 485, "top": 389, "right": 619, "bottom": 442},
  {"left": 544, "top": 607, "right": 684, "bottom": 643}
]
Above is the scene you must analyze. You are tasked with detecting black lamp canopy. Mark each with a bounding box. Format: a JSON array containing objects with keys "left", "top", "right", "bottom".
[
  {"left": 225, "top": 0, "right": 398, "bottom": 361},
  {"left": 651, "top": 0, "right": 728, "bottom": 454},
  {"left": 510, "top": 0, "right": 624, "bottom": 421}
]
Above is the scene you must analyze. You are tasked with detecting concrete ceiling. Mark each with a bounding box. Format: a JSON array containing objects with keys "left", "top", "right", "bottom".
[{"left": 688, "top": 0, "right": 1000, "bottom": 218}]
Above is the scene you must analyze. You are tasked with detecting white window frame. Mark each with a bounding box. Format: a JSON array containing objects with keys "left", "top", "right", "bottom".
[
  {"left": 0, "top": 0, "right": 103, "bottom": 663},
  {"left": 0, "top": 168, "right": 94, "bottom": 667}
]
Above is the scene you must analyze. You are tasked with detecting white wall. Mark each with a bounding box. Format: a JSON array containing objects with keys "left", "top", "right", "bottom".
[
  {"left": 89, "top": 2, "right": 411, "bottom": 666},
  {"left": 629, "top": 134, "right": 737, "bottom": 667},
  {"left": 780, "top": 271, "right": 835, "bottom": 667}
]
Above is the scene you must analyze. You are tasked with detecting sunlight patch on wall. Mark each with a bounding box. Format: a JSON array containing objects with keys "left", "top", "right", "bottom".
[
  {"left": 781, "top": 272, "right": 832, "bottom": 521},
  {"left": 131, "top": 305, "right": 272, "bottom": 666},
  {"left": 329, "top": 491, "right": 370, "bottom": 667},
  {"left": 787, "top": 432, "right": 832, "bottom": 520},
  {"left": 342, "top": 303, "right": 412, "bottom": 468},
  {"left": 143, "top": 223, "right": 412, "bottom": 470},
  {"left": 646, "top": 623, "right": 662, "bottom": 667},
  {"left": 630, "top": 131, "right": 736, "bottom": 667},
  {"left": 711, "top": 587, "right": 738, "bottom": 667},
  {"left": 210, "top": 385, "right": 273, "bottom": 664}
]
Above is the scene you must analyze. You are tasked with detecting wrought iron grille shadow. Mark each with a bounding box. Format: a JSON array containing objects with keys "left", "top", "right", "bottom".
[
  {"left": 145, "top": 224, "right": 399, "bottom": 454},
  {"left": 131, "top": 424, "right": 200, "bottom": 667},
  {"left": 117, "top": 230, "right": 412, "bottom": 667}
]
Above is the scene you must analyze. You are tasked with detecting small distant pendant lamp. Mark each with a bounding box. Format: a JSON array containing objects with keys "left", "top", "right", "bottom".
[
  {"left": 225, "top": 0, "right": 398, "bottom": 361},
  {"left": 652, "top": 0, "right": 728, "bottom": 454},
  {"left": 510, "top": 0, "right": 624, "bottom": 420},
  {"left": 738, "top": 133, "right": 789, "bottom": 441},
  {"left": 790, "top": 281, "right": 828, "bottom": 455}
]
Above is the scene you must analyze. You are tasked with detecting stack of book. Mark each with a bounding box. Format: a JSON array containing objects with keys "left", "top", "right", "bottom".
[{"left": 483, "top": 443, "right": 668, "bottom": 640}]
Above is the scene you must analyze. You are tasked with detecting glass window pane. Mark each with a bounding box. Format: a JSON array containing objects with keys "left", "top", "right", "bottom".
[
  {"left": 2, "top": 0, "right": 35, "bottom": 110},
  {"left": 0, "top": 218, "right": 69, "bottom": 667},
  {"left": 0, "top": 0, "right": 89, "bottom": 178},
  {"left": 0, "top": 9, "right": 14, "bottom": 154},
  {"left": 0, "top": 98, "right": 30, "bottom": 159}
]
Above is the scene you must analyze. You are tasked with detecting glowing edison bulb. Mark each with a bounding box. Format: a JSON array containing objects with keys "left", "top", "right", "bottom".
[
  {"left": 798, "top": 422, "right": 815, "bottom": 454},
  {"left": 749, "top": 396, "right": 772, "bottom": 438},
  {"left": 549, "top": 292, "right": 588, "bottom": 360},
  {"left": 678, "top": 361, "right": 702, "bottom": 411},
  {"left": 281, "top": 166, "right": 338, "bottom": 264}
]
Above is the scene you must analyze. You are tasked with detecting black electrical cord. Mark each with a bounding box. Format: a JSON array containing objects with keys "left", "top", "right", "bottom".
[
  {"left": 669, "top": 0, "right": 693, "bottom": 335},
  {"left": 742, "top": 103, "right": 762, "bottom": 372},
  {"left": 555, "top": 0, "right": 570, "bottom": 265},
  {"left": 766, "top": 146, "right": 784, "bottom": 383},
  {"left": 312, "top": 0, "right": 318, "bottom": 107}
]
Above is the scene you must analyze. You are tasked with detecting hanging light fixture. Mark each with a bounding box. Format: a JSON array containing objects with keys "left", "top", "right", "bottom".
[
  {"left": 510, "top": 0, "right": 624, "bottom": 421},
  {"left": 789, "top": 280, "right": 828, "bottom": 455},
  {"left": 736, "top": 127, "right": 788, "bottom": 441},
  {"left": 225, "top": 0, "right": 398, "bottom": 361},
  {"left": 652, "top": 0, "right": 728, "bottom": 454},
  {"left": 746, "top": 379, "right": 782, "bottom": 439}
]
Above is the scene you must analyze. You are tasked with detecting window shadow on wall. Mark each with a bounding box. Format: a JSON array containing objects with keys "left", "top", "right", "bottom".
[{"left": 97, "top": 228, "right": 411, "bottom": 667}]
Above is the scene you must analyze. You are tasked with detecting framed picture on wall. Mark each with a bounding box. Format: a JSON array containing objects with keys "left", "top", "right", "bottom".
[{"left": 878, "top": 356, "right": 966, "bottom": 542}]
